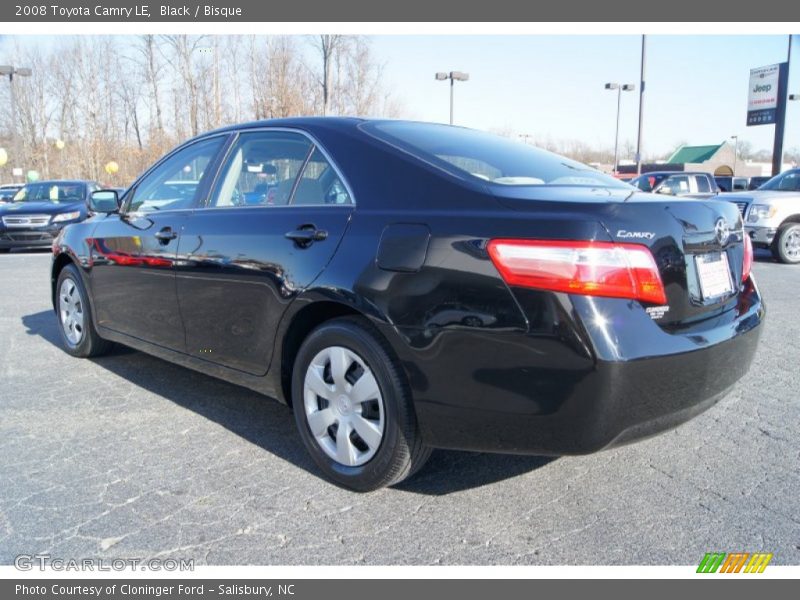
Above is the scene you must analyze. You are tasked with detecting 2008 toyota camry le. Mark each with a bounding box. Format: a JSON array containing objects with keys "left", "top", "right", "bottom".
[{"left": 51, "top": 118, "right": 764, "bottom": 491}]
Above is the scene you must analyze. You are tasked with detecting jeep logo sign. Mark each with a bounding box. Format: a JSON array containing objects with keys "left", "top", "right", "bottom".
[{"left": 747, "top": 63, "right": 781, "bottom": 127}]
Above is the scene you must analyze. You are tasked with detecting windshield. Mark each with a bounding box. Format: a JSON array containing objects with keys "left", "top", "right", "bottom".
[
  {"left": 362, "top": 121, "right": 632, "bottom": 189},
  {"left": 14, "top": 182, "right": 87, "bottom": 203},
  {"left": 630, "top": 173, "right": 670, "bottom": 193},
  {"left": 757, "top": 170, "right": 800, "bottom": 191}
]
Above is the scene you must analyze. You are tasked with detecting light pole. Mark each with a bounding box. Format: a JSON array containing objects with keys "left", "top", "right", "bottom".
[
  {"left": 435, "top": 71, "right": 469, "bottom": 125},
  {"left": 519, "top": 134, "right": 533, "bottom": 144},
  {"left": 0, "top": 65, "right": 32, "bottom": 182},
  {"left": 730, "top": 135, "right": 739, "bottom": 176},
  {"left": 635, "top": 35, "right": 647, "bottom": 175},
  {"left": 605, "top": 83, "right": 635, "bottom": 174}
]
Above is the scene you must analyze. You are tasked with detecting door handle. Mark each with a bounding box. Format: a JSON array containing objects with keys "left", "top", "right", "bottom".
[
  {"left": 154, "top": 227, "right": 177, "bottom": 243},
  {"left": 285, "top": 225, "right": 328, "bottom": 247}
]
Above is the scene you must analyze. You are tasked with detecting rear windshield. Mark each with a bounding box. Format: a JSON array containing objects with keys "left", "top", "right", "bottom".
[{"left": 362, "top": 121, "right": 632, "bottom": 189}]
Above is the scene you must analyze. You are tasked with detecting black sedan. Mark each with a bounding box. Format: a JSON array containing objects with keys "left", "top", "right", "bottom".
[
  {"left": 0, "top": 180, "right": 97, "bottom": 253},
  {"left": 51, "top": 119, "right": 763, "bottom": 491}
]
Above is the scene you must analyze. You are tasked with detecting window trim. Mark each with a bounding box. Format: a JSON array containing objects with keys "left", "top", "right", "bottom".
[{"left": 201, "top": 126, "right": 357, "bottom": 211}]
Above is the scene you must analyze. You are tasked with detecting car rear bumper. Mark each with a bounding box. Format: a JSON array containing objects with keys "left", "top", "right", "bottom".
[{"left": 385, "top": 278, "right": 764, "bottom": 455}]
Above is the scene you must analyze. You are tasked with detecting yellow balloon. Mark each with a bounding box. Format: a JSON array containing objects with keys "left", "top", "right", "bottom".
[
  {"left": 55, "top": 139, "right": 65, "bottom": 150},
  {"left": 0, "top": 148, "right": 7, "bottom": 167},
  {"left": 105, "top": 161, "right": 119, "bottom": 175}
]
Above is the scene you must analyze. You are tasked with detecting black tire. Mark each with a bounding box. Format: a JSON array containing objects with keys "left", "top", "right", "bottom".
[
  {"left": 0, "top": 248, "right": 10, "bottom": 254},
  {"left": 55, "top": 264, "right": 113, "bottom": 358},
  {"left": 772, "top": 223, "right": 800, "bottom": 264},
  {"left": 291, "top": 316, "right": 431, "bottom": 492}
]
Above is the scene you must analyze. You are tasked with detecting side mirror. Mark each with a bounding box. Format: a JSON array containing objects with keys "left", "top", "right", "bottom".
[{"left": 89, "top": 190, "right": 120, "bottom": 214}]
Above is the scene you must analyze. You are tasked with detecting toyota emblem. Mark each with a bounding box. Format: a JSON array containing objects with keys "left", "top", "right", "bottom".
[{"left": 715, "top": 217, "right": 730, "bottom": 245}]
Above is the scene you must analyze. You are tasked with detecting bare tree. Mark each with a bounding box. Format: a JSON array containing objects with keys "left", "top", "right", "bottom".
[
  {"left": 161, "top": 35, "right": 209, "bottom": 137},
  {"left": 135, "top": 35, "right": 165, "bottom": 138},
  {"left": 0, "top": 34, "right": 398, "bottom": 184},
  {"left": 313, "top": 35, "right": 344, "bottom": 116}
]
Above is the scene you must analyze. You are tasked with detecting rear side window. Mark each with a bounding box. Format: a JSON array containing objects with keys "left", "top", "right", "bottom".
[
  {"left": 293, "top": 148, "right": 353, "bottom": 206},
  {"left": 362, "top": 121, "right": 631, "bottom": 189},
  {"left": 695, "top": 175, "right": 711, "bottom": 193}
]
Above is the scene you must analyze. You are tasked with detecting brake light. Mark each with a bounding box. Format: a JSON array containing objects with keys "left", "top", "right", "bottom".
[
  {"left": 487, "top": 239, "right": 667, "bottom": 305},
  {"left": 742, "top": 233, "right": 753, "bottom": 283}
]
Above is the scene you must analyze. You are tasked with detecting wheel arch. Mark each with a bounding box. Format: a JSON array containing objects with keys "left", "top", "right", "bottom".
[
  {"left": 277, "top": 296, "right": 403, "bottom": 407},
  {"left": 51, "top": 252, "right": 76, "bottom": 309},
  {"left": 779, "top": 213, "right": 800, "bottom": 226}
]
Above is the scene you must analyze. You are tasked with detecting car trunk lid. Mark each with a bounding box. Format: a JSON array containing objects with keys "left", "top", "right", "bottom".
[{"left": 492, "top": 186, "right": 748, "bottom": 327}]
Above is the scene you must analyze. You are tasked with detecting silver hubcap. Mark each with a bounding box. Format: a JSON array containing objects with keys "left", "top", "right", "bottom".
[
  {"left": 784, "top": 228, "right": 800, "bottom": 259},
  {"left": 59, "top": 278, "right": 85, "bottom": 346},
  {"left": 303, "top": 346, "right": 384, "bottom": 467}
]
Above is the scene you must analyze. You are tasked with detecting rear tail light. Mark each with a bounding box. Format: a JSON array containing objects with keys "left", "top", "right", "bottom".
[
  {"left": 487, "top": 239, "right": 667, "bottom": 305},
  {"left": 742, "top": 233, "right": 753, "bottom": 283}
]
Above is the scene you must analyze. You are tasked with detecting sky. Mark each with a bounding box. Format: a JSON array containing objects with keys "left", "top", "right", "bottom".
[
  {"left": 0, "top": 34, "right": 796, "bottom": 160},
  {"left": 369, "top": 35, "right": 798, "bottom": 158}
]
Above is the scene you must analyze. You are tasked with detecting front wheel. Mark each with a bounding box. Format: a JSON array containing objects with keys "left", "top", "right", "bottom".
[
  {"left": 292, "top": 317, "right": 431, "bottom": 492},
  {"left": 772, "top": 223, "right": 800, "bottom": 264},
  {"left": 55, "top": 264, "right": 113, "bottom": 358}
]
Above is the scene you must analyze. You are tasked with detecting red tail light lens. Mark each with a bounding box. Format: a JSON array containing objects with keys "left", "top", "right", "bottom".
[
  {"left": 487, "top": 239, "right": 667, "bottom": 305},
  {"left": 742, "top": 233, "right": 753, "bottom": 283}
]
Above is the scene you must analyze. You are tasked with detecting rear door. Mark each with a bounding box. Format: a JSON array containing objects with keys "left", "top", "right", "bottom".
[
  {"left": 89, "top": 135, "right": 228, "bottom": 350},
  {"left": 175, "top": 129, "right": 354, "bottom": 375}
]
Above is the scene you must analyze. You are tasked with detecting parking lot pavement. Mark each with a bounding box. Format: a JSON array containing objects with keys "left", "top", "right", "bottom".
[{"left": 0, "top": 250, "right": 798, "bottom": 566}]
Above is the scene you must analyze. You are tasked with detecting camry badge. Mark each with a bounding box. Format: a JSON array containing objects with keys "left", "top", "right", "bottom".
[{"left": 617, "top": 230, "right": 655, "bottom": 240}]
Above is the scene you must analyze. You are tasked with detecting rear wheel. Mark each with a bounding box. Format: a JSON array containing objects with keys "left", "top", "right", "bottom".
[
  {"left": 772, "top": 223, "right": 800, "bottom": 264},
  {"left": 291, "top": 317, "right": 431, "bottom": 491},
  {"left": 56, "top": 264, "right": 113, "bottom": 357},
  {"left": 0, "top": 248, "right": 10, "bottom": 254}
]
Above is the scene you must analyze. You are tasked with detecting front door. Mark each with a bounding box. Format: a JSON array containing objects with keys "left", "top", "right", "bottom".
[
  {"left": 89, "top": 135, "right": 228, "bottom": 350},
  {"left": 175, "top": 130, "right": 354, "bottom": 375}
]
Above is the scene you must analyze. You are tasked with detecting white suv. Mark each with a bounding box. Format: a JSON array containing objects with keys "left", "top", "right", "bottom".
[{"left": 721, "top": 169, "right": 800, "bottom": 264}]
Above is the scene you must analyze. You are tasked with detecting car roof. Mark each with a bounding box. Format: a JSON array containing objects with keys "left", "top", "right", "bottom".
[{"left": 201, "top": 116, "right": 368, "bottom": 138}]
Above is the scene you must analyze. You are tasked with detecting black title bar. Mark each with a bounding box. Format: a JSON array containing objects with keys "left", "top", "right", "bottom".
[{"left": 1, "top": 0, "right": 800, "bottom": 22}]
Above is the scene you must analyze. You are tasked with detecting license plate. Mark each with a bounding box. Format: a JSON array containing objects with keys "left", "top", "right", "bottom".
[{"left": 695, "top": 252, "right": 733, "bottom": 300}]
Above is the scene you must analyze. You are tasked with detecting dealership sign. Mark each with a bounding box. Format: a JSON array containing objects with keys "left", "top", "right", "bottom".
[{"left": 747, "top": 63, "right": 780, "bottom": 126}]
